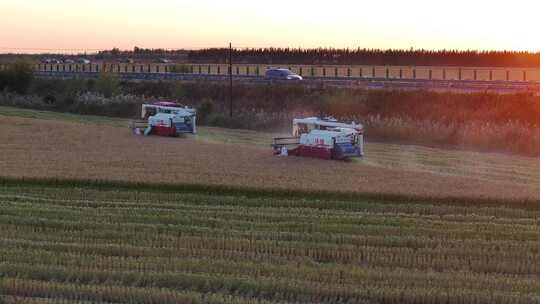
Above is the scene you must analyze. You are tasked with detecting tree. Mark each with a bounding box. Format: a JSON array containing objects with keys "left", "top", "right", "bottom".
[
  {"left": 0, "top": 61, "right": 34, "bottom": 93},
  {"left": 95, "top": 71, "right": 120, "bottom": 98},
  {"left": 0, "top": 70, "right": 6, "bottom": 91}
]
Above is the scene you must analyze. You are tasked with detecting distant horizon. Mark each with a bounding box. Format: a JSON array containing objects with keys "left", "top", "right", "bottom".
[{"left": 2, "top": 0, "right": 540, "bottom": 54}]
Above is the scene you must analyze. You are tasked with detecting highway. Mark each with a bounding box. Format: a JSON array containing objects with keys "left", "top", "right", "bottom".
[{"left": 35, "top": 71, "right": 540, "bottom": 94}]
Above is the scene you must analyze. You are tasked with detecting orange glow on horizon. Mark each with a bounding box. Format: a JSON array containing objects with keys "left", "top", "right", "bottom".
[{"left": 1, "top": 0, "right": 540, "bottom": 53}]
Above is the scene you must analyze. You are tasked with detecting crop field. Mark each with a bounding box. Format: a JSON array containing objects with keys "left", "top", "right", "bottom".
[
  {"left": 2, "top": 107, "right": 540, "bottom": 302},
  {"left": 3, "top": 106, "right": 540, "bottom": 202},
  {"left": 1, "top": 179, "right": 540, "bottom": 303}
]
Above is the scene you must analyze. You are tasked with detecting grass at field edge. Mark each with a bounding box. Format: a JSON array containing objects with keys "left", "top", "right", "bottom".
[{"left": 0, "top": 176, "right": 538, "bottom": 210}]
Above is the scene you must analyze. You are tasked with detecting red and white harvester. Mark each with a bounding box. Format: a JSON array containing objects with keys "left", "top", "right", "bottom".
[
  {"left": 130, "top": 101, "right": 197, "bottom": 137},
  {"left": 272, "top": 117, "right": 364, "bottom": 160}
]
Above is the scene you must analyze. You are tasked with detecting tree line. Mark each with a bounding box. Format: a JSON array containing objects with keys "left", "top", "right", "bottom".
[
  {"left": 92, "top": 47, "right": 540, "bottom": 67},
  {"left": 187, "top": 48, "right": 540, "bottom": 67}
]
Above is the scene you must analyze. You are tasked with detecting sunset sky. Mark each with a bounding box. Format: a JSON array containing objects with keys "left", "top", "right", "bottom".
[{"left": 1, "top": 0, "right": 539, "bottom": 53}]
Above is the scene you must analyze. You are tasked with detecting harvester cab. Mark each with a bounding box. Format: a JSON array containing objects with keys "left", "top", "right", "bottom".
[
  {"left": 273, "top": 117, "right": 364, "bottom": 160},
  {"left": 130, "top": 101, "right": 197, "bottom": 137}
]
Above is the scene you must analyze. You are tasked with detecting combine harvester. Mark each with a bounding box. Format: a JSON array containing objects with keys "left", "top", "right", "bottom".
[
  {"left": 272, "top": 117, "right": 364, "bottom": 160},
  {"left": 130, "top": 101, "right": 197, "bottom": 136}
]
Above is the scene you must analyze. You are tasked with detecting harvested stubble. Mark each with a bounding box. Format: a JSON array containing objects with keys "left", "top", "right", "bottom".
[
  {"left": 1, "top": 182, "right": 540, "bottom": 303},
  {"left": 2, "top": 115, "right": 540, "bottom": 202}
]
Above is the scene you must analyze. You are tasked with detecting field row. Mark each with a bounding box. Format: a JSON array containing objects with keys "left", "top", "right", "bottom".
[{"left": 1, "top": 181, "right": 540, "bottom": 303}]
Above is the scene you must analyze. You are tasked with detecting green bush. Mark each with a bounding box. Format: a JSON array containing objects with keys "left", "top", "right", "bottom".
[
  {"left": 0, "top": 61, "right": 34, "bottom": 94},
  {"left": 95, "top": 71, "right": 120, "bottom": 98},
  {"left": 121, "top": 80, "right": 175, "bottom": 98},
  {"left": 0, "top": 71, "right": 5, "bottom": 91},
  {"left": 197, "top": 99, "right": 214, "bottom": 123}
]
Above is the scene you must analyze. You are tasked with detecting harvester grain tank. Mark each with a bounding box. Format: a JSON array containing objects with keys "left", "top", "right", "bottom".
[
  {"left": 272, "top": 117, "right": 364, "bottom": 160},
  {"left": 130, "top": 101, "right": 197, "bottom": 137}
]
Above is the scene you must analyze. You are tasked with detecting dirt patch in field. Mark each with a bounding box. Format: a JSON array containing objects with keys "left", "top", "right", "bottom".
[{"left": 1, "top": 115, "right": 540, "bottom": 201}]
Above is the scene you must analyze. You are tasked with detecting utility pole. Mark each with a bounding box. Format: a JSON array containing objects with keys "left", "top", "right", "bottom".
[{"left": 229, "top": 42, "right": 233, "bottom": 118}]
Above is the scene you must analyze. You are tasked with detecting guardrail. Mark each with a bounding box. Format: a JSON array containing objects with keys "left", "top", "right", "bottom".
[
  {"left": 2, "top": 62, "right": 540, "bottom": 83},
  {"left": 33, "top": 71, "right": 540, "bottom": 94}
]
